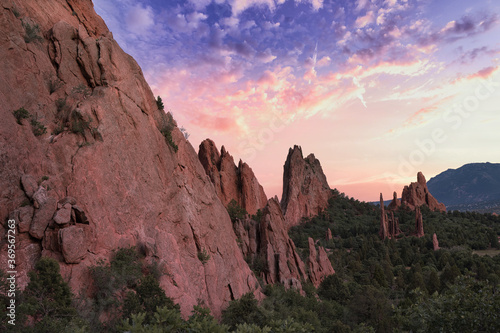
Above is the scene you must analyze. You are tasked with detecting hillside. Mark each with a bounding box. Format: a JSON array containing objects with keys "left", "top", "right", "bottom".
[{"left": 427, "top": 163, "right": 500, "bottom": 213}]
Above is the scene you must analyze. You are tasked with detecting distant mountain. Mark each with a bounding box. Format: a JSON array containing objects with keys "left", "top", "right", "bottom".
[{"left": 427, "top": 163, "right": 500, "bottom": 213}]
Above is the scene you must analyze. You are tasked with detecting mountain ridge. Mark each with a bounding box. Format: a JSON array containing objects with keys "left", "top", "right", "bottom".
[{"left": 427, "top": 162, "right": 500, "bottom": 213}]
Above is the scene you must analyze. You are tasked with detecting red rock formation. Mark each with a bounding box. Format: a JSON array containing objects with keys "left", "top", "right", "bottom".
[
  {"left": 433, "top": 233, "right": 440, "bottom": 250},
  {"left": 388, "top": 191, "right": 401, "bottom": 210},
  {"left": 307, "top": 238, "right": 335, "bottom": 287},
  {"left": 387, "top": 211, "right": 401, "bottom": 239},
  {"left": 326, "top": 228, "right": 333, "bottom": 241},
  {"left": 281, "top": 146, "right": 332, "bottom": 228},
  {"left": 258, "top": 198, "right": 308, "bottom": 288},
  {"left": 401, "top": 172, "right": 446, "bottom": 212},
  {"left": 415, "top": 207, "right": 424, "bottom": 238},
  {"left": 379, "top": 193, "right": 389, "bottom": 239},
  {"left": 198, "top": 139, "right": 267, "bottom": 215},
  {"left": 233, "top": 198, "right": 307, "bottom": 290},
  {"left": 0, "top": 0, "right": 260, "bottom": 317}
]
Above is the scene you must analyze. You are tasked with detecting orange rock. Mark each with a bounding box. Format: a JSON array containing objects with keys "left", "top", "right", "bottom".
[
  {"left": 281, "top": 146, "right": 331, "bottom": 228},
  {"left": 0, "top": 0, "right": 261, "bottom": 318},
  {"left": 198, "top": 139, "right": 267, "bottom": 215},
  {"left": 401, "top": 172, "right": 446, "bottom": 212},
  {"left": 307, "top": 237, "right": 335, "bottom": 287}
]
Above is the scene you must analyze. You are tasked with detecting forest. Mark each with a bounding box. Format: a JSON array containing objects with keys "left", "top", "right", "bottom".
[{"left": 1, "top": 189, "right": 499, "bottom": 332}]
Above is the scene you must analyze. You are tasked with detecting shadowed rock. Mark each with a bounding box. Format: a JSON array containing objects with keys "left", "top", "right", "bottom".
[{"left": 281, "top": 145, "right": 331, "bottom": 228}]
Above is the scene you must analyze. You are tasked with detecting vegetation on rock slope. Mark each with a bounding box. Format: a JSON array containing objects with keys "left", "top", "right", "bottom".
[{"left": 1, "top": 190, "right": 499, "bottom": 332}]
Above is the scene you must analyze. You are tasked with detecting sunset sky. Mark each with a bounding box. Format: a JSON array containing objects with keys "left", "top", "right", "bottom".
[{"left": 94, "top": 0, "right": 500, "bottom": 202}]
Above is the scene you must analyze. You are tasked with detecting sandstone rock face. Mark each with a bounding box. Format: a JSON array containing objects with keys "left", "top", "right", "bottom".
[
  {"left": 53, "top": 203, "right": 72, "bottom": 225},
  {"left": 281, "top": 146, "right": 332, "bottom": 228},
  {"left": 401, "top": 172, "right": 446, "bottom": 212},
  {"left": 326, "top": 228, "right": 333, "bottom": 241},
  {"left": 0, "top": 0, "right": 260, "bottom": 316},
  {"left": 21, "top": 174, "right": 38, "bottom": 199},
  {"left": 30, "top": 196, "right": 57, "bottom": 239},
  {"left": 388, "top": 191, "right": 401, "bottom": 210},
  {"left": 232, "top": 198, "right": 307, "bottom": 289},
  {"left": 379, "top": 193, "right": 389, "bottom": 240},
  {"left": 433, "top": 233, "right": 440, "bottom": 250},
  {"left": 307, "top": 237, "right": 335, "bottom": 287},
  {"left": 258, "top": 198, "right": 308, "bottom": 287},
  {"left": 59, "top": 225, "right": 93, "bottom": 264},
  {"left": 198, "top": 139, "right": 267, "bottom": 215},
  {"left": 415, "top": 207, "right": 424, "bottom": 238},
  {"left": 380, "top": 194, "right": 401, "bottom": 239}
]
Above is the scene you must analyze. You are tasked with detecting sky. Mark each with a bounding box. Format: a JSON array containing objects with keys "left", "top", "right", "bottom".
[{"left": 93, "top": 0, "right": 500, "bottom": 202}]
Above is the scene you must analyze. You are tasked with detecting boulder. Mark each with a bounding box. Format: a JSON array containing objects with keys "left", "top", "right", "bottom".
[
  {"left": 59, "top": 225, "right": 91, "bottom": 264},
  {"left": 30, "top": 197, "right": 57, "bottom": 239},
  {"left": 21, "top": 175, "right": 38, "bottom": 199},
  {"left": 53, "top": 203, "right": 72, "bottom": 225},
  {"left": 18, "top": 206, "right": 34, "bottom": 233}
]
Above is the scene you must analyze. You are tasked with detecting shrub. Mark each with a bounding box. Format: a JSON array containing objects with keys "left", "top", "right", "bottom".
[
  {"left": 123, "top": 275, "right": 178, "bottom": 325},
  {"left": 222, "top": 292, "right": 267, "bottom": 330},
  {"left": 70, "top": 110, "right": 92, "bottom": 135},
  {"left": 227, "top": 199, "right": 247, "bottom": 222},
  {"left": 23, "top": 21, "right": 43, "bottom": 43},
  {"left": 180, "top": 126, "right": 190, "bottom": 139},
  {"left": 160, "top": 127, "right": 178, "bottom": 152},
  {"left": 19, "top": 257, "right": 77, "bottom": 330},
  {"left": 30, "top": 118, "right": 47, "bottom": 136},
  {"left": 197, "top": 249, "right": 210, "bottom": 264},
  {"left": 156, "top": 96, "right": 164, "bottom": 110},
  {"left": 12, "top": 7, "right": 20, "bottom": 18},
  {"left": 71, "top": 84, "right": 91, "bottom": 99},
  {"left": 13, "top": 107, "right": 30, "bottom": 124}
]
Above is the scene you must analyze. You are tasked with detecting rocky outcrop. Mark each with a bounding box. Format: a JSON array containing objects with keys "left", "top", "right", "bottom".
[
  {"left": 307, "top": 237, "right": 335, "bottom": 287},
  {"left": 198, "top": 139, "right": 267, "bottom": 215},
  {"left": 415, "top": 207, "right": 424, "bottom": 238},
  {"left": 233, "top": 198, "right": 308, "bottom": 290},
  {"left": 281, "top": 146, "right": 332, "bottom": 228},
  {"left": 379, "top": 193, "right": 389, "bottom": 240},
  {"left": 0, "top": 0, "right": 260, "bottom": 317},
  {"left": 433, "top": 233, "right": 440, "bottom": 250},
  {"left": 326, "top": 228, "right": 333, "bottom": 241},
  {"left": 388, "top": 191, "right": 401, "bottom": 210},
  {"left": 380, "top": 193, "right": 401, "bottom": 240},
  {"left": 401, "top": 172, "right": 446, "bottom": 212},
  {"left": 259, "top": 198, "right": 308, "bottom": 287}
]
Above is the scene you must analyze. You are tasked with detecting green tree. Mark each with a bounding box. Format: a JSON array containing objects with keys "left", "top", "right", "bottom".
[
  {"left": 227, "top": 199, "right": 248, "bottom": 222},
  {"left": 123, "top": 275, "right": 178, "bottom": 325},
  {"left": 222, "top": 292, "right": 267, "bottom": 330},
  {"left": 156, "top": 96, "right": 164, "bottom": 110},
  {"left": 398, "top": 276, "right": 500, "bottom": 333},
  {"left": 318, "top": 274, "right": 350, "bottom": 304},
  {"left": 19, "top": 257, "right": 78, "bottom": 332}
]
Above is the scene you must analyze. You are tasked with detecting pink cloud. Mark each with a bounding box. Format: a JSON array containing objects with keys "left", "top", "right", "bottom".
[{"left": 355, "top": 11, "right": 375, "bottom": 28}]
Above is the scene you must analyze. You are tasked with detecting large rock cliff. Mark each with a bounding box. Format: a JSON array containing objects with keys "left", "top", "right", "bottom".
[
  {"left": 0, "top": 0, "right": 260, "bottom": 317},
  {"left": 401, "top": 172, "right": 446, "bottom": 212},
  {"left": 281, "top": 145, "right": 332, "bottom": 228},
  {"left": 198, "top": 139, "right": 268, "bottom": 215}
]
